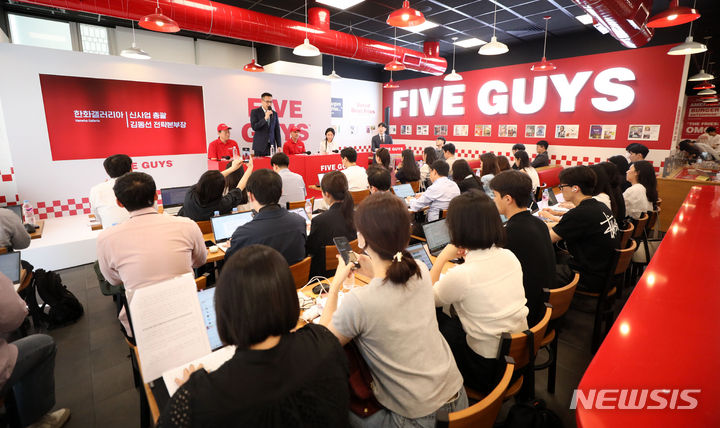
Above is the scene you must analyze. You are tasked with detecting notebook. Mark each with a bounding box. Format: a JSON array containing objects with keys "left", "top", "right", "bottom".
[
  {"left": 289, "top": 207, "right": 310, "bottom": 223},
  {"left": 407, "top": 243, "right": 433, "bottom": 270},
  {"left": 0, "top": 251, "right": 21, "bottom": 286},
  {"left": 422, "top": 218, "right": 450, "bottom": 257},
  {"left": 197, "top": 287, "right": 223, "bottom": 351},
  {"left": 211, "top": 211, "right": 254, "bottom": 243},
  {"left": 160, "top": 186, "right": 191, "bottom": 215},
  {"left": 392, "top": 183, "right": 415, "bottom": 198}
]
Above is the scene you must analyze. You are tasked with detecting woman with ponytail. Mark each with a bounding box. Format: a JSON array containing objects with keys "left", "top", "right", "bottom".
[
  {"left": 306, "top": 171, "right": 356, "bottom": 277},
  {"left": 319, "top": 192, "right": 466, "bottom": 427},
  {"left": 430, "top": 190, "right": 529, "bottom": 394}
]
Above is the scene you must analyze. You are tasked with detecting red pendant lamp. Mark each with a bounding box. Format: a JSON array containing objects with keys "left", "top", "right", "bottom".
[
  {"left": 647, "top": 0, "right": 700, "bottom": 28},
  {"left": 243, "top": 42, "right": 264, "bottom": 72},
  {"left": 384, "top": 28, "right": 406, "bottom": 71},
  {"left": 693, "top": 82, "right": 715, "bottom": 90},
  {"left": 139, "top": 0, "right": 180, "bottom": 33},
  {"left": 531, "top": 16, "right": 556, "bottom": 72},
  {"left": 384, "top": 70, "right": 400, "bottom": 88},
  {"left": 387, "top": 1, "right": 426, "bottom": 27}
]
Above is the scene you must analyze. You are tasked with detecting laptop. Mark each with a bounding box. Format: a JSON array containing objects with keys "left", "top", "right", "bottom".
[
  {"left": 392, "top": 183, "right": 415, "bottom": 199},
  {"left": 407, "top": 243, "right": 433, "bottom": 270},
  {"left": 211, "top": 210, "right": 254, "bottom": 243},
  {"left": 161, "top": 186, "right": 191, "bottom": 216},
  {"left": 5, "top": 205, "right": 23, "bottom": 222},
  {"left": 289, "top": 207, "right": 310, "bottom": 223},
  {"left": 422, "top": 218, "right": 451, "bottom": 257},
  {"left": 544, "top": 189, "right": 559, "bottom": 206},
  {"left": 0, "top": 252, "right": 21, "bottom": 288},
  {"left": 197, "top": 287, "right": 223, "bottom": 351},
  {"left": 317, "top": 173, "right": 326, "bottom": 185}
]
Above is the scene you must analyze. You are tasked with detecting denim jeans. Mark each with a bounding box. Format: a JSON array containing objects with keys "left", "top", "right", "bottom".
[
  {"left": 3, "top": 334, "right": 57, "bottom": 426},
  {"left": 348, "top": 387, "right": 468, "bottom": 428}
]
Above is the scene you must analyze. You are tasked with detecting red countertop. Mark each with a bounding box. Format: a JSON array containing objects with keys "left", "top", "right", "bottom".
[{"left": 576, "top": 185, "right": 720, "bottom": 427}]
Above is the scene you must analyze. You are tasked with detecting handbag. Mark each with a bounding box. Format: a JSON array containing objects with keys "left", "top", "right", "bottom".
[{"left": 344, "top": 340, "right": 383, "bottom": 418}]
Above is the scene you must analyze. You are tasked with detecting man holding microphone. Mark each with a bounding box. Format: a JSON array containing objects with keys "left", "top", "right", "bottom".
[{"left": 250, "top": 92, "right": 283, "bottom": 156}]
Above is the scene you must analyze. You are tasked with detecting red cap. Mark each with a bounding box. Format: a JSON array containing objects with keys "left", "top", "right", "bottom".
[
  {"left": 289, "top": 125, "right": 300, "bottom": 132},
  {"left": 217, "top": 123, "right": 231, "bottom": 132}
]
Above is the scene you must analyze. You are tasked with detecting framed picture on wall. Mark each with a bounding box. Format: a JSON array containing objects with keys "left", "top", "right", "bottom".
[
  {"left": 417, "top": 124, "right": 429, "bottom": 135},
  {"left": 389, "top": 125, "right": 396, "bottom": 135},
  {"left": 589, "top": 125, "right": 617, "bottom": 140},
  {"left": 555, "top": 124, "right": 579, "bottom": 139},
  {"left": 507, "top": 125, "right": 517, "bottom": 137},
  {"left": 474, "top": 124, "right": 492, "bottom": 137},
  {"left": 535, "top": 125, "right": 546, "bottom": 137},
  {"left": 453, "top": 124, "right": 468, "bottom": 136},
  {"left": 627, "top": 124, "right": 661, "bottom": 141},
  {"left": 524, "top": 124, "right": 546, "bottom": 138},
  {"left": 525, "top": 125, "right": 535, "bottom": 137},
  {"left": 400, "top": 125, "right": 412, "bottom": 135},
  {"left": 434, "top": 124, "right": 448, "bottom": 136}
]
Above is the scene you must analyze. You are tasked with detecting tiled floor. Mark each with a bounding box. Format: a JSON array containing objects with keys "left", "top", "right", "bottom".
[{"left": 35, "top": 263, "right": 606, "bottom": 428}]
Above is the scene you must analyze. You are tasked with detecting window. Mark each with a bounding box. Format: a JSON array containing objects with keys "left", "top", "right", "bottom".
[
  {"left": 8, "top": 14, "right": 73, "bottom": 51},
  {"left": 79, "top": 24, "right": 110, "bottom": 55}
]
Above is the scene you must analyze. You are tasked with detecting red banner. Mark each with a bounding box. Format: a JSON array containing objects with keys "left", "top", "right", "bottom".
[
  {"left": 681, "top": 96, "right": 720, "bottom": 140},
  {"left": 383, "top": 45, "right": 685, "bottom": 150},
  {"left": 39, "top": 75, "right": 206, "bottom": 160}
]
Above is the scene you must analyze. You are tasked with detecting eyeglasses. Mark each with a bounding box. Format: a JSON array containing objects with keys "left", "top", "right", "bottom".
[{"left": 558, "top": 184, "right": 572, "bottom": 190}]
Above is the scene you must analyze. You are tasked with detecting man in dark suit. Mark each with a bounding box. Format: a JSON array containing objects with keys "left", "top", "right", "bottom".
[
  {"left": 250, "top": 92, "right": 282, "bottom": 156},
  {"left": 370, "top": 122, "right": 392, "bottom": 152}
]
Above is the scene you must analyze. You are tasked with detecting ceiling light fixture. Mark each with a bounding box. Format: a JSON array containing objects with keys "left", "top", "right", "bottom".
[
  {"left": 444, "top": 37, "right": 462, "bottom": 81},
  {"left": 315, "top": 0, "right": 365, "bottom": 10},
  {"left": 121, "top": 21, "right": 151, "bottom": 60},
  {"left": 243, "top": 42, "right": 264, "bottom": 72},
  {"left": 400, "top": 20, "right": 438, "bottom": 34},
  {"left": 693, "top": 82, "right": 715, "bottom": 90},
  {"left": 698, "top": 89, "right": 717, "bottom": 95},
  {"left": 479, "top": 2, "right": 508, "bottom": 56},
  {"left": 647, "top": 0, "right": 700, "bottom": 28},
  {"left": 327, "top": 56, "right": 341, "bottom": 79},
  {"left": 689, "top": 48, "right": 715, "bottom": 81},
  {"left": 385, "top": 28, "right": 406, "bottom": 71},
  {"left": 383, "top": 70, "right": 400, "bottom": 88},
  {"left": 293, "top": 0, "right": 321, "bottom": 57},
  {"left": 387, "top": 1, "right": 426, "bottom": 28},
  {"left": 139, "top": 0, "right": 180, "bottom": 33},
  {"left": 667, "top": 1, "right": 706, "bottom": 55},
  {"left": 531, "top": 16, "right": 556, "bottom": 71},
  {"left": 575, "top": 14, "right": 593, "bottom": 25},
  {"left": 454, "top": 38, "right": 486, "bottom": 48}
]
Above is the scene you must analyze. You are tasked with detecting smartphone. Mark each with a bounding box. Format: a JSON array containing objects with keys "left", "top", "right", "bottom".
[
  {"left": 333, "top": 237, "right": 360, "bottom": 268},
  {"left": 204, "top": 240, "right": 215, "bottom": 247}
]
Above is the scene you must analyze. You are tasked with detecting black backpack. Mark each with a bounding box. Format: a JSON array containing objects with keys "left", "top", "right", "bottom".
[
  {"left": 502, "top": 399, "right": 564, "bottom": 428},
  {"left": 33, "top": 269, "right": 84, "bottom": 329}
]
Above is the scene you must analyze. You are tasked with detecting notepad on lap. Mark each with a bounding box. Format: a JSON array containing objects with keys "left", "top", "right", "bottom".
[{"left": 162, "top": 345, "right": 236, "bottom": 397}]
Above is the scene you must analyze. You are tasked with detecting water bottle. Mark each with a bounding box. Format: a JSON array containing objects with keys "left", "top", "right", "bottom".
[
  {"left": 232, "top": 146, "right": 239, "bottom": 160},
  {"left": 214, "top": 210, "right": 220, "bottom": 217},
  {"left": 22, "top": 200, "right": 36, "bottom": 226},
  {"left": 232, "top": 207, "right": 238, "bottom": 213},
  {"left": 270, "top": 144, "right": 276, "bottom": 156},
  {"left": 304, "top": 199, "right": 313, "bottom": 220}
]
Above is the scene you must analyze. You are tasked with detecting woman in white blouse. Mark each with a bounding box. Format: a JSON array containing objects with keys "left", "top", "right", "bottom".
[
  {"left": 420, "top": 147, "right": 438, "bottom": 189},
  {"left": 514, "top": 150, "right": 540, "bottom": 191},
  {"left": 430, "top": 190, "right": 529, "bottom": 395},
  {"left": 624, "top": 160, "right": 657, "bottom": 220},
  {"left": 320, "top": 127, "right": 336, "bottom": 154}
]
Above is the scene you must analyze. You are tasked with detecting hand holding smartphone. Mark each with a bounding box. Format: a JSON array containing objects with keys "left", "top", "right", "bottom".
[{"left": 333, "top": 237, "right": 360, "bottom": 269}]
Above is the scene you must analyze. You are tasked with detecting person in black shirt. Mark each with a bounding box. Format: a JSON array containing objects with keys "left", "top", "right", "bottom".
[
  {"left": 548, "top": 166, "right": 619, "bottom": 292},
  {"left": 306, "top": 171, "right": 357, "bottom": 277},
  {"left": 157, "top": 245, "right": 349, "bottom": 428},
  {"left": 178, "top": 158, "right": 252, "bottom": 221},
  {"left": 607, "top": 155, "right": 631, "bottom": 192},
  {"left": 367, "top": 165, "right": 392, "bottom": 194},
  {"left": 450, "top": 159, "right": 482, "bottom": 193},
  {"left": 532, "top": 140, "right": 550, "bottom": 168},
  {"left": 510, "top": 144, "right": 525, "bottom": 170},
  {"left": 395, "top": 149, "right": 421, "bottom": 184},
  {"left": 490, "top": 170, "right": 556, "bottom": 326}
]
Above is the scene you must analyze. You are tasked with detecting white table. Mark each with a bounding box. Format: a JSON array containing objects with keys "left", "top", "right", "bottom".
[{"left": 23, "top": 215, "right": 102, "bottom": 270}]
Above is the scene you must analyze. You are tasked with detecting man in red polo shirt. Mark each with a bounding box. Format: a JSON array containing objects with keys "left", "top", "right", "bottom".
[
  {"left": 283, "top": 126, "right": 306, "bottom": 155},
  {"left": 208, "top": 123, "right": 241, "bottom": 160}
]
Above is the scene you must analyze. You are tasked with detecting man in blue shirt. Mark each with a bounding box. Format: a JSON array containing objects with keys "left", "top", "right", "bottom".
[{"left": 408, "top": 160, "right": 460, "bottom": 236}]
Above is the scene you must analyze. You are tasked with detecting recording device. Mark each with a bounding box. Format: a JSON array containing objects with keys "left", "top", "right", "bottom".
[
  {"left": 333, "top": 237, "right": 360, "bottom": 268},
  {"left": 204, "top": 240, "right": 215, "bottom": 248},
  {"left": 312, "top": 283, "right": 331, "bottom": 295},
  {"left": 305, "top": 151, "right": 312, "bottom": 155}
]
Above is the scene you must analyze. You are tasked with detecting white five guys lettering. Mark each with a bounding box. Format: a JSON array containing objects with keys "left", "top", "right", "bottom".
[{"left": 392, "top": 67, "right": 636, "bottom": 117}]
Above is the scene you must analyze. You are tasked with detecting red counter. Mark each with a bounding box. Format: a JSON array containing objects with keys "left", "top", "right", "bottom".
[{"left": 576, "top": 185, "right": 720, "bottom": 427}]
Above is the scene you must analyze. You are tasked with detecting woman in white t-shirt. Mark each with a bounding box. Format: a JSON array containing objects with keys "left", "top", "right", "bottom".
[
  {"left": 420, "top": 147, "right": 438, "bottom": 190},
  {"left": 320, "top": 127, "right": 337, "bottom": 154},
  {"left": 514, "top": 150, "right": 540, "bottom": 191},
  {"left": 319, "top": 192, "right": 466, "bottom": 428},
  {"left": 430, "top": 190, "right": 529, "bottom": 394},
  {"left": 624, "top": 160, "right": 657, "bottom": 220}
]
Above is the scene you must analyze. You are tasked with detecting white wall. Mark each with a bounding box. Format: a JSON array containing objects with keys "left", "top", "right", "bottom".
[{"left": 329, "top": 78, "right": 383, "bottom": 150}]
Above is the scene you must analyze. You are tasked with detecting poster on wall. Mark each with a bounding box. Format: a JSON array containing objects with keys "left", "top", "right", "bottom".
[
  {"left": 454, "top": 125, "right": 469, "bottom": 136},
  {"left": 417, "top": 125, "right": 429, "bottom": 135},
  {"left": 389, "top": 125, "right": 397, "bottom": 135},
  {"left": 498, "top": 124, "right": 517, "bottom": 137},
  {"left": 555, "top": 125, "right": 579, "bottom": 139},
  {"left": 39, "top": 74, "right": 206, "bottom": 160},
  {"left": 525, "top": 124, "right": 546, "bottom": 138},
  {"left": 474, "top": 124, "right": 492, "bottom": 137},
  {"left": 628, "top": 124, "right": 660, "bottom": 141},
  {"left": 434, "top": 124, "right": 448, "bottom": 136},
  {"left": 589, "top": 124, "right": 617, "bottom": 140},
  {"left": 401, "top": 125, "right": 412, "bottom": 135},
  {"left": 681, "top": 96, "right": 720, "bottom": 140}
]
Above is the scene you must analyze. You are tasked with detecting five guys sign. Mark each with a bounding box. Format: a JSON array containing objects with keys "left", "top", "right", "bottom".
[
  {"left": 383, "top": 45, "right": 686, "bottom": 150},
  {"left": 241, "top": 98, "right": 309, "bottom": 142}
]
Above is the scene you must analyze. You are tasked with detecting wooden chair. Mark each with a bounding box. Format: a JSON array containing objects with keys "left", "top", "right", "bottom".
[
  {"left": 439, "top": 209, "right": 448, "bottom": 219},
  {"left": 631, "top": 212, "right": 648, "bottom": 240},
  {"left": 290, "top": 257, "right": 311, "bottom": 289},
  {"left": 195, "top": 274, "right": 209, "bottom": 291},
  {"left": 195, "top": 220, "right": 213, "bottom": 235},
  {"left": 325, "top": 239, "right": 361, "bottom": 271},
  {"left": 409, "top": 180, "right": 420, "bottom": 193},
  {"left": 534, "top": 273, "right": 579, "bottom": 393},
  {"left": 350, "top": 189, "right": 370, "bottom": 205},
  {"left": 445, "top": 359, "right": 515, "bottom": 428},
  {"left": 619, "top": 222, "right": 634, "bottom": 250},
  {"left": 0, "top": 247, "right": 7, "bottom": 255},
  {"left": 577, "top": 239, "right": 637, "bottom": 352},
  {"left": 287, "top": 198, "right": 314, "bottom": 210}
]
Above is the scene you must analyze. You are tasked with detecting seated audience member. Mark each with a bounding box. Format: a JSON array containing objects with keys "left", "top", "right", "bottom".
[
  {"left": 90, "top": 154, "right": 132, "bottom": 228},
  {"left": 550, "top": 164, "right": 624, "bottom": 221},
  {"left": 208, "top": 123, "right": 240, "bottom": 161},
  {"left": 430, "top": 190, "right": 528, "bottom": 394},
  {"left": 319, "top": 193, "right": 467, "bottom": 426},
  {"left": 678, "top": 139, "right": 719, "bottom": 160},
  {"left": 395, "top": 149, "right": 421, "bottom": 184},
  {"left": 547, "top": 166, "right": 619, "bottom": 292},
  {"left": 0, "top": 206, "right": 31, "bottom": 251},
  {"left": 1, "top": 273, "right": 70, "bottom": 428},
  {"left": 434, "top": 136, "right": 446, "bottom": 160},
  {"left": 340, "top": 147, "right": 369, "bottom": 191},
  {"left": 598, "top": 162, "right": 626, "bottom": 223},
  {"left": 490, "top": 171, "right": 556, "bottom": 326},
  {"left": 282, "top": 126, "right": 306, "bottom": 155},
  {"left": 409, "top": 160, "right": 461, "bottom": 223},
  {"left": 532, "top": 140, "right": 550, "bottom": 168},
  {"left": 375, "top": 147, "right": 392, "bottom": 170},
  {"left": 479, "top": 153, "right": 500, "bottom": 197},
  {"left": 321, "top": 127, "right": 337, "bottom": 154},
  {"left": 158, "top": 245, "right": 349, "bottom": 427},
  {"left": 697, "top": 126, "right": 720, "bottom": 150},
  {"left": 450, "top": 159, "right": 482, "bottom": 193},
  {"left": 179, "top": 158, "right": 252, "bottom": 221},
  {"left": 306, "top": 171, "right": 356, "bottom": 277},
  {"left": 442, "top": 143, "right": 457, "bottom": 172},
  {"left": 624, "top": 160, "right": 658, "bottom": 220},
  {"left": 514, "top": 150, "right": 540, "bottom": 191},
  {"left": 497, "top": 155, "right": 511, "bottom": 172},
  {"left": 97, "top": 172, "right": 207, "bottom": 336},
  {"left": 367, "top": 165, "right": 392, "bottom": 194},
  {"left": 627, "top": 143, "right": 649, "bottom": 162},
  {"left": 511, "top": 143, "right": 526, "bottom": 155},
  {"left": 420, "top": 147, "right": 438, "bottom": 189},
  {"left": 225, "top": 170, "right": 306, "bottom": 265},
  {"left": 270, "top": 153, "right": 306, "bottom": 207},
  {"left": 608, "top": 155, "right": 631, "bottom": 192}
]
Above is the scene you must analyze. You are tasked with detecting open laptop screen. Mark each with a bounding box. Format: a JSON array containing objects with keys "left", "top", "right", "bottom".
[
  {"left": 392, "top": 184, "right": 415, "bottom": 199},
  {"left": 289, "top": 208, "right": 310, "bottom": 223},
  {"left": 197, "top": 287, "right": 223, "bottom": 351},
  {"left": 0, "top": 252, "right": 21, "bottom": 284},
  {"left": 407, "top": 243, "right": 432, "bottom": 270},
  {"left": 422, "top": 219, "right": 450, "bottom": 255},
  {"left": 211, "top": 211, "right": 254, "bottom": 243},
  {"left": 160, "top": 186, "right": 191, "bottom": 208}
]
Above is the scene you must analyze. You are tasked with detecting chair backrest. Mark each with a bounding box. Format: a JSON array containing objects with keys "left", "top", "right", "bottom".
[
  {"left": 287, "top": 198, "right": 314, "bottom": 210},
  {"left": 544, "top": 273, "right": 579, "bottom": 321},
  {"left": 195, "top": 274, "right": 208, "bottom": 291},
  {"left": 195, "top": 220, "right": 213, "bottom": 235},
  {"left": 447, "top": 360, "right": 515, "bottom": 428},
  {"left": 497, "top": 305, "right": 552, "bottom": 369},
  {"left": 439, "top": 209, "right": 448, "bottom": 219},
  {"left": 325, "top": 239, "right": 361, "bottom": 271},
  {"left": 290, "top": 257, "right": 311, "bottom": 289},
  {"left": 646, "top": 209, "right": 659, "bottom": 232},
  {"left": 619, "top": 222, "right": 634, "bottom": 250},
  {"left": 409, "top": 180, "right": 420, "bottom": 193},
  {"left": 534, "top": 184, "right": 547, "bottom": 202},
  {"left": 0, "top": 247, "right": 6, "bottom": 255},
  {"left": 614, "top": 239, "right": 637, "bottom": 276},
  {"left": 350, "top": 189, "right": 370, "bottom": 205},
  {"left": 632, "top": 213, "right": 648, "bottom": 239}
]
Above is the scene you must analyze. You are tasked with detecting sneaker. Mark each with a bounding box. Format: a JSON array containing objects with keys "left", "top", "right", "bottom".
[{"left": 26, "top": 408, "right": 71, "bottom": 428}]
